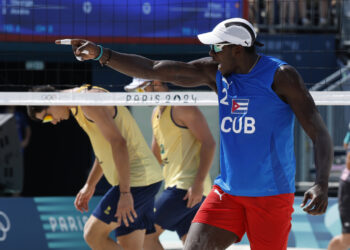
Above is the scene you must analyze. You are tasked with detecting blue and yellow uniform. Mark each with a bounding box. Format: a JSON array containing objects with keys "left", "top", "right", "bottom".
[
  {"left": 72, "top": 85, "right": 163, "bottom": 236},
  {"left": 152, "top": 105, "right": 212, "bottom": 238}
]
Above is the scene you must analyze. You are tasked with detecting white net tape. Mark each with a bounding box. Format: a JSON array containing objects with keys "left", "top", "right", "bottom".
[{"left": 0, "top": 91, "right": 350, "bottom": 106}]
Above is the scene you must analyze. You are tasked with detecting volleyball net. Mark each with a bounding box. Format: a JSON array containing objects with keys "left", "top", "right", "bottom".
[
  {"left": 0, "top": 88, "right": 349, "bottom": 192},
  {"left": 1, "top": 90, "right": 350, "bottom": 106}
]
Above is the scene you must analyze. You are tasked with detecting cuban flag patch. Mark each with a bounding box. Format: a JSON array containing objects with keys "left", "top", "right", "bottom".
[{"left": 231, "top": 99, "right": 249, "bottom": 114}]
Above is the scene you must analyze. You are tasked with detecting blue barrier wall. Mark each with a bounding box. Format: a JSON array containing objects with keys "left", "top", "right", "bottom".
[
  {"left": 0, "top": 196, "right": 342, "bottom": 250},
  {"left": 0, "top": 0, "right": 241, "bottom": 43},
  {"left": 257, "top": 34, "right": 338, "bottom": 84}
]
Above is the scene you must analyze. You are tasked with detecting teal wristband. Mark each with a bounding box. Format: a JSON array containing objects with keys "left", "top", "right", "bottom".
[{"left": 93, "top": 45, "right": 103, "bottom": 61}]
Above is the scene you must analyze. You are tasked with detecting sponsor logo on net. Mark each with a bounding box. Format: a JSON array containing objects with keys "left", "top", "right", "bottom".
[
  {"left": 0, "top": 211, "right": 11, "bottom": 241},
  {"left": 125, "top": 93, "right": 198, "bottom": 104}
]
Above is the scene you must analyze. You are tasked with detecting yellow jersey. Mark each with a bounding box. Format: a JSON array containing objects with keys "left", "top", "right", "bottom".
[
  {"left": 152, "top": 106, "right": 211, "bottom": 196},
  {"left": 72, "top": 85, "right": 163, "bottom": 187}
]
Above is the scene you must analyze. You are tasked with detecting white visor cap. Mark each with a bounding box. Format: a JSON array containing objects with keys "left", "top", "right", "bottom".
[
  {"left": 197, "top": 18, "right": 262, "bottom": 47},
  {"left": 124, "top": 78, "right": 151, "bottom": 92}
]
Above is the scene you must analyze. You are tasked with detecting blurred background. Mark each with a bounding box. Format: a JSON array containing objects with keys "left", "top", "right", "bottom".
[{"left": 0, "top": 0, "right": 349, "bottom": 248}]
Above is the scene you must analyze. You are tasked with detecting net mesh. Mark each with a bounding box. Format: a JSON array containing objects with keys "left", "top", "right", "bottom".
[
  {"left": 0, "top": 90, "right": 350, "bottom": 106},
  {"left": 0, "top": 0, "right": 345, "bottom": 91}
]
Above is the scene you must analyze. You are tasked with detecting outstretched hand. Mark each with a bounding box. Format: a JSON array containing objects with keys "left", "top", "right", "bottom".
[
  {"left": 300, "top": 183, "right": 328, "bottom": 215},
  {"left": 55, "top": 39, "right": 100, "bottom": 61}
]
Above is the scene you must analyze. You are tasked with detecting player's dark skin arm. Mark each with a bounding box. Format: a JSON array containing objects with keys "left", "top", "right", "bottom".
[
  {"left": 273, "top": 65, "right": 333, "bottom": 215},
  {"left": 57, "top": 39, "right": 218, "bottom": 90},
  {"left": 105, "top": 52, "right": 218, "bottom": 90}
]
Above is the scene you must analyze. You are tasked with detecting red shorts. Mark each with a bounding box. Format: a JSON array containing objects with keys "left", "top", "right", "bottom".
[{"left": 193, "top": 185, "right": 294, "bottom": 250}]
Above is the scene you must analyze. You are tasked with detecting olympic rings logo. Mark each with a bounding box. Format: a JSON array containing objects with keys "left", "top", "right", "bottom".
[
  {"left": 0, "top": 211, "right": 11, "bottom": 241},
  {"left": 40, "top": 94, "right": 58, "bottom": 101}
]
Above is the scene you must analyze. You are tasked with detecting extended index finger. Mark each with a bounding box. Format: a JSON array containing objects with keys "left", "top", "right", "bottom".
[{"left": 55, "top": 38, "right": 86, "bottom": 46}]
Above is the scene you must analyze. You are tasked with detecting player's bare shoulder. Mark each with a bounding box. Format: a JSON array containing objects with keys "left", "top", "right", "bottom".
[
  {"left": 273, "top": 64, "right": 309, "bottom": 103},
  {"left": 189, "top": 57, "right": 218, "bottom": 90},
  {"left": 78, "top": 86, "right": 115, "bottom": 118},
  {"left": 68, "top": 85, "right": 106, "bottom": 94},
  {"left": 86, "top": 86, "right": 106, "bottom": 93},
  {"left": 173, "top": 105, "right": 201, "bottom": 123},
  {"left": 189, "top": 57, "right": 218, "bottom": 71},
  {"left": 275, "top": 64, "right": 301, "bottom": 82}
]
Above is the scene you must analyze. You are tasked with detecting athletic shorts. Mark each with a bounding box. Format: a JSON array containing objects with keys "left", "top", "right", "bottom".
[
  {"left": 193, "top": 185, "right": 294, "bottom": 250},
  {"left": 92, "top": 181, "right": 162, "bottom": 237},
  {"left": 154, "top": 186, "right": 205, "bottom": 238},
  {"left": 338, "top": 179, "right": 350, "bottom": 233}
]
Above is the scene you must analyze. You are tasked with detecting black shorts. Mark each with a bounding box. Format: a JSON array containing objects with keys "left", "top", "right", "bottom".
[
  {"left": 154, "top": 186, "right": 205, "bottom": 238},
  {"left": 92, "top": 181, "right": 162, "bottom": 237},
  {"left": 338, "top": 179, "right": 350, "bottom": 233}
]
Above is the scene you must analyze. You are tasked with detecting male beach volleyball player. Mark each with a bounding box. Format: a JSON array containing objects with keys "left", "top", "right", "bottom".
[
  {"left": 125, "top": 79, "right": 215, "bottom": 249},
  {"left": 28, "top": 85, "right": 163, "bottom": 250},
  {"left": 56, "top": 17, "right": 333, "bottom": 250}
]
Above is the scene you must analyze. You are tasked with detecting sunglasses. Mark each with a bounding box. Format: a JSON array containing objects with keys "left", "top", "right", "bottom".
[
  {"left": 136, "top": 81, "right": 152, "bottom": 92},
  {"left": 209, "top": 43, "right": 231, "bottom": 53},
  {"left": 42, "top": 114, "right": 53, "bottom": 123}
]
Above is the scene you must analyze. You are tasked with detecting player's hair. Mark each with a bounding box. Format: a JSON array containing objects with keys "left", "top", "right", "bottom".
[{"left": 27, "top": 85, "right": 56, "bottom": 121}]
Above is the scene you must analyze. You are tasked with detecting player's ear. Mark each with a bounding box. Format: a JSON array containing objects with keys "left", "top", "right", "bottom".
[
  {"left": 234, "top": 45, "right": 247, "bottom": 57},
  {"left": 233, "top": 45, "right": 243, "bottom": 54}
]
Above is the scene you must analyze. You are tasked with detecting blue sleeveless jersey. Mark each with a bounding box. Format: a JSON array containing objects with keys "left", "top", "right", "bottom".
[{"left": 214, "top": 55, "right": 296, "bottom": 196}]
